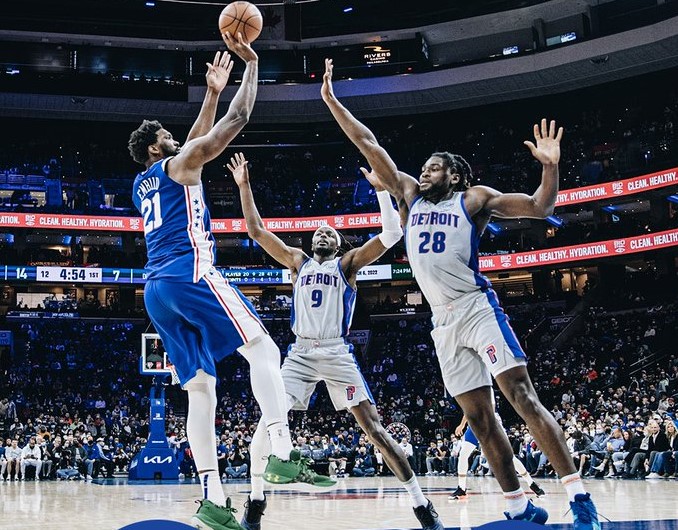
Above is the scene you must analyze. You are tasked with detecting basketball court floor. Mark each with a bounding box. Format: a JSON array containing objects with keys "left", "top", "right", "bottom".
[{"left": 1, "top": 475, "right": 677, "bottom": 529}]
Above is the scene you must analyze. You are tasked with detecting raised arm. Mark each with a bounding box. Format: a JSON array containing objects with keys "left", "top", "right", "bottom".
[
  {"left": 228, "top": 153, "right": 307, "bottom": 272},
  {"left": 170, "top": 33, "right": 259, "bottom": 185},
  {"left": 341, "top": 168, "right": 403, "bottom": 282},
  {"left": 185, "top": 51, "right": 234, "bottom": 143},
  {"left": 320, "top": 59, "right": 419, "bottom": 206},
  {"left": 465, "top": 119, "right": 564, "bottom": 219}
]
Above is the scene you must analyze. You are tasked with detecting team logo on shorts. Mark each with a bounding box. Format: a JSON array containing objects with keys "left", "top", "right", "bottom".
[
  {"left": 485, "top": 344, "right": 498, "bottom": 364},
  {"left": 346, "top": 385, "right": 356, "bottom": 401}
]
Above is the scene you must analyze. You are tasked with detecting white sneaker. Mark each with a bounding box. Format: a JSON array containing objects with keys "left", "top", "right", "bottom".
[
  {"left": 646, "top": 473, "right": 661, "bottom": 479},
  {"left": 604, "top": 473, "right": 615, "bottom": 478},
  {"left": 592, "top": 463, "right": 605, "bottom": 471},
  {"left": 86, "top": 475, "right": 93, "bottom": 481}
]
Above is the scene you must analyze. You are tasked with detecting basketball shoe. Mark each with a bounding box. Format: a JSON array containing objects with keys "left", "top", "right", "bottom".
[
  {"left": 448, "top": 486, "right": 467, "bottom": 499},
  {"left": 413, "top": 499, "right": 445, "bottom": 530},
  {"left": 241, "top": 496, "right": 266, "bottom": 530},
  {"left": 191, "top": 498, "right": 245, "bottom": 530},
  {"left": 504, "top": 500, "right": 549, "bottom": 524},
  {"left": 570, "top": 493, "right": 601, "bottom": 530},
  {"left": 530, "top": 481, "right": 546, "bottom": 497},
  {"left": 263, "top": 450, "right": 336, "bottom": 486}
]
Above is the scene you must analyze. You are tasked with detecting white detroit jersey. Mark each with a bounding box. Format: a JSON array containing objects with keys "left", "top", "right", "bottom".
[
  {"left": 405, "top": 192, "right": 491, "bottom": 305},
  {"left": 291, "top": 257, "right": 356, "bottom": 340}
]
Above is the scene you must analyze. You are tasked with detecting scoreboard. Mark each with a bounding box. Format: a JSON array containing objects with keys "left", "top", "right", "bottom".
[{"left": 0, "top": 264, "right": 408, "bottom": 285}]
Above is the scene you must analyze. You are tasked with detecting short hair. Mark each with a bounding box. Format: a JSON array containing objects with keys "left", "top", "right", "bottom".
[
  {"left": 431, "top": 151, "right": 473, "bottom": 190},
  {"left": 128, "top": 120, "right": 163, "bottom": 165}
]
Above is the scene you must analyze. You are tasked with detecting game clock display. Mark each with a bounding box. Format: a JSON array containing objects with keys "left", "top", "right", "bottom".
[{"left": 36, "top": 266, "right": 103, "bottom": 283}]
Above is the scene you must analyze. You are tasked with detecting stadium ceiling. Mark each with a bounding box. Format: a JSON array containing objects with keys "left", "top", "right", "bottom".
[{"left": 1, "top": 0, "right": 551, "bottom": 40}]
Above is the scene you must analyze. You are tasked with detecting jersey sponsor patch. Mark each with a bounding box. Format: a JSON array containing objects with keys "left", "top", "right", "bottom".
[{"left": 485, "top": 344, "right": 497, "bottom": 364}]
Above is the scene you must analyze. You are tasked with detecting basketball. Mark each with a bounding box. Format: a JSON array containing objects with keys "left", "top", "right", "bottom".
[{"left": 219, "top": 2, "right": 263, "bottom": 44}]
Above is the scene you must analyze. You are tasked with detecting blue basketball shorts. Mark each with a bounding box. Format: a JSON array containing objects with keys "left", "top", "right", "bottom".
[
  {"left": 463, "top": 426, "right": 479, "bottom": 446},
  {"left": 144, "top": 267, "right": 267, "bottom": 386}
]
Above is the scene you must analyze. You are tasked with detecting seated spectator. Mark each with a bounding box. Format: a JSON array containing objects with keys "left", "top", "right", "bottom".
[
  {"left": 351, "top": 446, "right": 375, "bottom": 477},
  {"left": 21, "top": 437, "right": 42, "bottom": 480}
]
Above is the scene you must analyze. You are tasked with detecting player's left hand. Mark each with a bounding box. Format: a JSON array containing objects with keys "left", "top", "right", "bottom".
[
  {"left": 205, "top": 51, "right": 234, "bottom": 93},
  {"left": 359, "top": 166, "right": 386, "bottom": 192},
  {"left": 523, "top": 118, "right": 564, "bottom": 166},
  {"left": 227, "top": 152, "right": 250, "bottom": 186},
  {"left": 321, "top": 58, "right": 335, "bottom": 101}
]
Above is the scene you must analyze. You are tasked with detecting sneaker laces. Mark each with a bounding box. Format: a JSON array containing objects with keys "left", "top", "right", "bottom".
[
  {"left": 296, "top": 455, "right": 322, "bottom": 483},
  {"left": 196, "top": 499, "right": 238, "bottom": 515},
  {"left": 563, "top": 504, "right": 611, "bottom": 523}
]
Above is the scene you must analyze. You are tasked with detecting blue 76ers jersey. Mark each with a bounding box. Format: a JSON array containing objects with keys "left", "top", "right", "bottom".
[
  {"left": 132, "top": 158, "right": 215, "bottom": 282},
  {"left": 291, "top": 257, "right": 356, "bottom": 340},
  {"left": 405, "top": 192, "right": 491, "bottom": 305}
]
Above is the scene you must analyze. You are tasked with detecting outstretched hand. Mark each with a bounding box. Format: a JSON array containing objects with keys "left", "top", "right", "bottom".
[
  {"left": 222, "top": 31, "right": 258, "bottom": 63},
  {"left": 524, "top": 118, "right": 564, "bottom": 166},
  {"left": 320, "top": 58, "right": 335, "bottom": 101},
  {"left": 359, "top": 167, "right": 386, "bottom": 192},
  {"left": 227, "top": 152, "right": 249, "bottom": 186},
  {"left": 205, "top": 51, "right": 234, "bottom": 93}
]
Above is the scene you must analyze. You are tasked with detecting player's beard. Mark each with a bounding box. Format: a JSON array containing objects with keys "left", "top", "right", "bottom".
[{"left": 314, "top": 245, "right": 335, "bottom": 258}]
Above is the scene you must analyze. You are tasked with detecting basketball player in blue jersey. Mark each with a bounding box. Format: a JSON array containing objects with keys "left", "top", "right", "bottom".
[
  {"left": 128, "top": 35, "right": 331, "bottom": 530},
  {"left": 227, "top": 152, "right": 444, "bottom": 530},
  {"left": 321, "top": 58, "right": 600, "bottom": 529}
]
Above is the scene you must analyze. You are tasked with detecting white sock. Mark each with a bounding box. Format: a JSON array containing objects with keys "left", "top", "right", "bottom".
[
  {"left": 184, "top": 371, "right": 225, "bottom": 507},
  {"left": 249, "top": 419, "right": 270, "bottom": 501},
  {"left": 239, "top": 335, "right": 294, "bottom": 460},
  {"left": 561, "top": 472, "right": 586, "bottom": 502},
  {"left": 513, "top": 456, "right": 535, "bottom": 486},
  {"left": 504, "top": 488, "right": 528, "bottom": 517},
  {"left": 402, "top": 475, "right": 428, "bottom": 508},
  {"left": 267, "top": 420, "right": 293, "bottom": 460},
  {"left": 199, "top": 471, "right": 226, "bottom": 506}
]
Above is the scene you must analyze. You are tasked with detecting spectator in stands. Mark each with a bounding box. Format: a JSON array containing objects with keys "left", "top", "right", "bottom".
[
  {"left": 0, "top": 439, "right": 6, "bottom": 480},
  {"left": 352, "top": 446, "right": 375, "bottom": 477},
  {"left": 5, "top": 439, "right": 21, "bottom": 480},
  {"left": 20, "top": 437, "right": 42, "bottom": 480}
]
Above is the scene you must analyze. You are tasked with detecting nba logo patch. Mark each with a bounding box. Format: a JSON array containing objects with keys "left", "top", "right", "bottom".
[{"left": 485, "top": 344, "right": 498, "bottom": 364}]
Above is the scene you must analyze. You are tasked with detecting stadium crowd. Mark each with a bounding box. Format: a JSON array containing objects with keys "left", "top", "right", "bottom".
[{"left": 1, "top": 280, "right": 676, "bottom": 482}]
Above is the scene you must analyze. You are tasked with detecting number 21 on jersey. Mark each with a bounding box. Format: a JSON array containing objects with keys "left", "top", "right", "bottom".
[{"left": 141, "top": 193, "right": 163, "bottom": 234}]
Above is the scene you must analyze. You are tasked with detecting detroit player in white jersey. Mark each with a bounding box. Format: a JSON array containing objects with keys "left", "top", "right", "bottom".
[
  {"left": 321, "top": 58, "right": 600, "bottom": 530},
  {"left": 228, "top": 152, "right": 444, "bottom": 530},
  {"left": 128, "top": 36, "right": 331, "bottom": 530}
]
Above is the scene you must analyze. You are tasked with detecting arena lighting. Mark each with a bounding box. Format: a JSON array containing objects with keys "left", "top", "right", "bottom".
[
  {"left": 601, "top": 205, "right": 617, "bottom": 213},
  {"left": 545, "top": 215, "right": 564, "bottom": 227},
  {"left": 486, "top": 222, "right": 502, "bottom": 235},
  {"left": 667, "top": 194, "right": 678, "bottom": 204},
  {"left": 343, "top": 7, "right": 353, "bottom": 13}
]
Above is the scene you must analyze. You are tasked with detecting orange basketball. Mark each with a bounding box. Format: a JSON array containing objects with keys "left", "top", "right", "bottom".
[{"left": 219, "top": 2, "right": 263, "bottom": 44}]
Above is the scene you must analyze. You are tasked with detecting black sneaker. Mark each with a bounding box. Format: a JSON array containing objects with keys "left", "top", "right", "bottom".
[
  {"left": 530, "top": 482, "right": 546, "bottom": 497},
  {"left": 241, "top": 496, "right": 267, "bottom": 530},
  {"left": 448, "top": 486, "right": 467, "bottom": 500},
  {"left": 413, "top": 499, "right": 444, "bottom": 530}
]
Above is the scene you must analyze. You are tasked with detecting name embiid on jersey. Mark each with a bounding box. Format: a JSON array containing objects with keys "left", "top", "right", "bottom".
[{"left": 133, "top": 158, "right": 215, "bottom": 283}]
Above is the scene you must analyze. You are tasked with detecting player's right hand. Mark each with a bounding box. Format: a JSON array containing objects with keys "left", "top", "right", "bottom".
[
  {"left": 227, "top": 152, "right": 250, "bottom": 186},
  {"left": 360, "top": 167, "right": 386, "bottom": 192},
  {"left": 454, "top": 425, "right": 464, "bottom": 437},
  {"left": 223, "top": 31, "right": 258, "bottom": 63}
]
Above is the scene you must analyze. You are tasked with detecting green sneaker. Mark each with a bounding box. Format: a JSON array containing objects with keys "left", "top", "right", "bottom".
[
  {"left": 191, "top": 498, "right": 245, "bottom": 530},
  {"left": 263, "top": 450, "right": 336, "bottom": 487}
]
